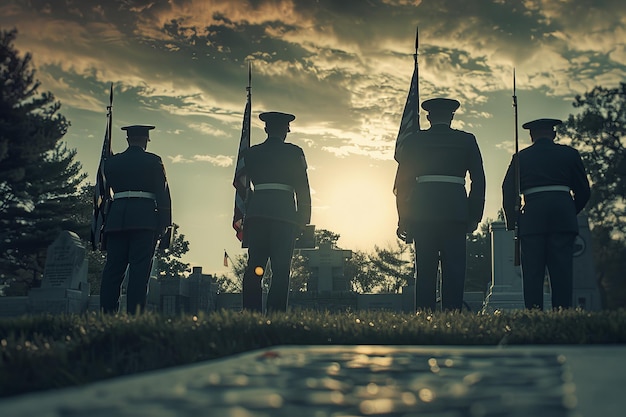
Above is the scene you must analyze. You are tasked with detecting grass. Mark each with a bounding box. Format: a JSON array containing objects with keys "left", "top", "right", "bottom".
[{"left": 1, "top": 308, "right": 626, "bottom": 398}]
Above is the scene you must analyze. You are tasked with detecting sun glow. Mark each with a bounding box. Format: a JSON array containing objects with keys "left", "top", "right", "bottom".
[{"left": 312, "top": 160, "right": 399, "bottom": 251}]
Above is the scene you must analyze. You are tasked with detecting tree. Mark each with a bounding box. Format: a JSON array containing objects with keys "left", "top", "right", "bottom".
[
  {"left": 562, "top": 83, "right": 626, "bottom": 237},
  {"left": 370, "top": 240, "right": 414, "bottom": 293},
  {"left": 562, "top": 83, "right": 626, "bottom": 308},
  {"left": 154, "top": 224, "right": 191, "bottom": 279},
  {"left": 213, "top": 274, "right": 241, "bottom": 293},
  {"left": 0, "top": 29, "right": 87, "bottom": 293},
  {"left": 344, "top": 249, "right": 385, "bottom": 293},
  {"left": 314, "top": 229, "right": 340, "bottom": 247}
]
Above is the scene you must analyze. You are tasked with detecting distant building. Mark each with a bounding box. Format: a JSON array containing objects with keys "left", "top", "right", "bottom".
[{"left": 159, "top": 266, "right": 217, "bottom": 315}]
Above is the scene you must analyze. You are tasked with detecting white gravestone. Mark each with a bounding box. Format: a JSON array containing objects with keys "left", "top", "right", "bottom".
[
  {"left": 28, "top": 231, "right": 90, "bottom": 314},
  {"left": 483, "top": 215, "right": 600, "bottom": 312},
  {"left": 482, "top": 221, "right": 551, "bottom": 312}
]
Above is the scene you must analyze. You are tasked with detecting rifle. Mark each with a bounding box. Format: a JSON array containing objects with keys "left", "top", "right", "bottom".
[
  {"left": 512, "top": 70, "right": 521, "bottom": 266},
  {"left": 414, "top": 26, "right": 420, "bottom": 132},
  {"left": 90, "top": 83, "right": 114, "bottom": 251}
]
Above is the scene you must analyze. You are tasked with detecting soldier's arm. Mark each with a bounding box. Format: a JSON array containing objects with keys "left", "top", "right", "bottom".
[
  {"left": 570, "top": 150, "right": 590, "bottom": 213},
  {"left": 294, "top": 149, "right": 311, "bottom": 226},
  {"left": 467, "top": 135, "right": 486, "bottom": 224},
  {"left": 501, "top": 156, "right": 517, "bottom": 230}
]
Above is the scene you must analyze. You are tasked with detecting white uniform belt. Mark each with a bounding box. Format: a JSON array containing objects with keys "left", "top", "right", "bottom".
[
  {"left": 523, "top": 185, "right": 571, "bottom": 195},
  {"left": 416, "top": 175, "right": 465, "bottom": 185},
  {"left": 254, "top": 183, "right": 294, "bottom": 193},
  {"left": 113, "top": 191, "right": 156, "bottom": 200}
]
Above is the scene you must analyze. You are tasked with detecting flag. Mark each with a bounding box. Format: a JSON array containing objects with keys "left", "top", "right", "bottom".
[
  {"left": 393, "top": 61, "right": 419, "bottom": 161},
  {"left": 394, "top": 27, "right": 420, "bottom": 162},
  {"left": 90, "top": 83, "right": 113, "bottom": 251},
  {"left": 223, "top": 250, "right": 229, "bottom": 267},
  {"left": 232, "top": 64, "right": 251, "bottom": 243}
]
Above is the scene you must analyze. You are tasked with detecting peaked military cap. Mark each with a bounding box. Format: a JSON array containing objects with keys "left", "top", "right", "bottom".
[
  {"left": 121, "top": 125, "right": 155, "bottom": 139},
  {"left": 522, "top": 118, "right": 562, "bottom": 130},
  {"left": 421, "top": 98, "right": 460, "bottom": 114},
  {"left": 259, "top": 111, "right": 296, "bottom": 125}
]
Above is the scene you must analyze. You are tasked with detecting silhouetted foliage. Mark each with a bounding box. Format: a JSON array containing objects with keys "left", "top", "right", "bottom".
[
  {"left": 562, "top": 83, "right": 626, "bottom": 308},
  {"left": 0, "top": 28, "right": 86, "bottom": 294},
  {"left": 370, "top": 241, "right": 413, "bottom": 293},
  {"left": 344, "top": 249, "right": 385, "bottom": 293},
  {"left": 314, "top": 229, "right": 340, "bottom": 247},
  {"left": 154, "top": 224, "right": 191, "bottom": 279}
]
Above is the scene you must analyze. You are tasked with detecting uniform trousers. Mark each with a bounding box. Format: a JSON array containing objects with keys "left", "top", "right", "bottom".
[
  {"left": 242, "top": 219, "right": 298, "bottom": 313},
  {"left": 412, "top": 221, "right": 467, "bottom": 311},
  {"left": 520, "top": 232, "right": 576, "bottom": 310},
  {"left": 100, "top": 230, "right": 157, "bottom": 314}
]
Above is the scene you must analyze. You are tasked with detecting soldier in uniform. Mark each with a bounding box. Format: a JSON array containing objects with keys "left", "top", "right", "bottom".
[
  {"left": 395, "top": 98, "right": 486, "bottom": 311},
  {"left": 100, "top": 125, "right": 172, "bottom": 314},
  {"left": 241, "top": 111, "right": 311, "bottom": 313},
  {"left": 502, "top": 118, "right": 590, "bottom": 310}
]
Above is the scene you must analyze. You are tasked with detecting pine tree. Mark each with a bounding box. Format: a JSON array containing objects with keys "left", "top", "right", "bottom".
[{"left": 0, "top": 28, "right": 87, "bottom": 294}]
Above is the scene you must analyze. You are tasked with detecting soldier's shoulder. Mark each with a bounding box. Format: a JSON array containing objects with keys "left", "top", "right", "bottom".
[
  {"left": 451, "top": 128, "right": 476, "bottom": 138},
  {"left": 284, "top": 142, "right": 305, "bottom": 153},
  {"left": 145, "top": 151, "right": 164, "bottom": 162}
]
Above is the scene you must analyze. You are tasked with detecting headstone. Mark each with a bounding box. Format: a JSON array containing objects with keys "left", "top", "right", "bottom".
[
  {"left": 304, "top": 242, "right": 352, "bottom": 292},
  {"left": 482, "top": 221, "right": 551, "bottom": 312},
  {"left": 483, "top": 215, "right": 599, "bottom": 312},
  {"left": 571, "top": 214, "right": 602, "bottom": 310},
  {"left": 28, "top": 231, "right": 90, "bottom": 314}
]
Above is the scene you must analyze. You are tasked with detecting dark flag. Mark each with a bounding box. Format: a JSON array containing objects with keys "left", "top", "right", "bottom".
[
  {"left": 394, "top": 27, "right": 420, "bottom": 162},
  {"left": 90, "top": 83, "right": 113, "bottom": 251},
  {"left": 223, "top": 250, "right": 229, "bottom": 267},
  {"left": 232, "top": 64, "right": 251, "bottom": 244}
]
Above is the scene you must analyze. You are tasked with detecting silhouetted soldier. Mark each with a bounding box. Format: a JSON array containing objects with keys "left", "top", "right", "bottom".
[
  {"left": 241, "top": 112, "right": 311, "bottom": 312},
  {"left": 502, "top": 118, "right": 590, "bottom": 310},
  {"left": 395, "top": 98, "right": 486, "bottom": 311},
  {"left": 100, "top": 125, "right": 172, "bottom": 314}
]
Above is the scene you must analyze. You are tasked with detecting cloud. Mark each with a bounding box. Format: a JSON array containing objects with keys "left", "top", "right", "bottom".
[
  {"left": 168, "top": 154, "right": 233, "bottom": 166},
  {"left": 192, "top": 154, "right": 233, "bottom": 167},
  {"left": 168, "top": 154, "right": 193, "bottom": 164}
]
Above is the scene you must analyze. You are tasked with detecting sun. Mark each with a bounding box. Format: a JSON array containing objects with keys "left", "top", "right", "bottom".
[{"left": 312, "top": 160, "right": 399, "bottom": 251}]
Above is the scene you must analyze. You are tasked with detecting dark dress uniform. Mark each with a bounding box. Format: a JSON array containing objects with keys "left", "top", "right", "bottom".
[
  {"left": 502, "top": 118, "right": 590, "bottom": 310},
  {"left": 100, "top": 125, "right": 172, "bottom": 314},
  {"left": 241, "top": 112, "right": 311, "bottom": 313},
  {"left": 395, "top": 98, "right": 486, "bottom": 311}
]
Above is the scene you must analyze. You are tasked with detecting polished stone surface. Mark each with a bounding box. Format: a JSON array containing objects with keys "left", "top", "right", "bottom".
[{"left": 1, "top": 345, "right": 624, "bottom": 417}]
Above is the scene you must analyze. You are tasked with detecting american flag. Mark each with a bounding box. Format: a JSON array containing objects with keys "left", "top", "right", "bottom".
[
  {"left": 394, "top": 27, "right": 420, "bottom": 162},
  {"left": 232, "top": 65, "right": 251, "bottom": 244},
  {"left": 90, "top": 83, "right": 113, "bottom": 251}
]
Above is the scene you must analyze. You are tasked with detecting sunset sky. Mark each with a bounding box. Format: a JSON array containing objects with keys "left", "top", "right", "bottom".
[{"left": 1, "top": 0, "right": 625, "bottom": 277}]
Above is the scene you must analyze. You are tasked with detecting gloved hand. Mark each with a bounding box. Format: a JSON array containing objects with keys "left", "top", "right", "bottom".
[{"left": 396, "top": 227, "right": 414, "bottom": 244}]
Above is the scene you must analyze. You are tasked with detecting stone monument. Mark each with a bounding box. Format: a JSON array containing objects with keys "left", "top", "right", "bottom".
[
  {"left": 304, "top": 242, "right": 352, "bottom": 292},
  {"left": 482, "top": 221, "right": 551, "bottom": 312},
  {"left": 571, "top": 215, "right": 602, "bottom": 310},
  {"left": 28, "top": 230, "right": 90, "bottom": 314},
  {"left": 483, "top": 214, "right": 601, "bottom": 312}
]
